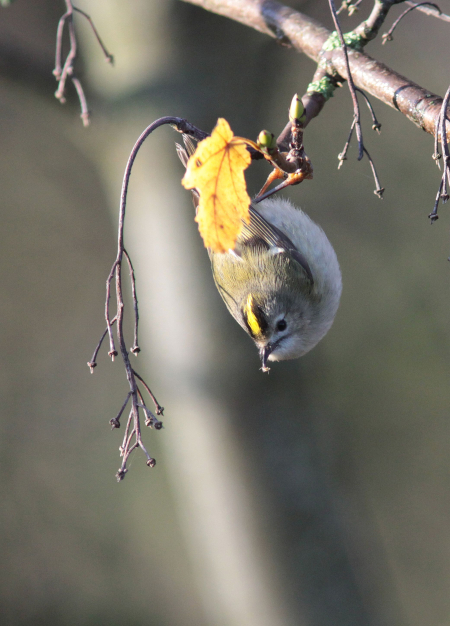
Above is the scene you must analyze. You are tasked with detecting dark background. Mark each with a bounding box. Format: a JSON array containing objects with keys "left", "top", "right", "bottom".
[{"left": 1, "top": 1, "right": 450, "bottom": 625}]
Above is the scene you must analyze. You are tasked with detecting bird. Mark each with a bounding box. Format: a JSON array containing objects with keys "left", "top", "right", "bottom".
[{"left": 176, "top": 135, "right": 342, "bottom": 371}]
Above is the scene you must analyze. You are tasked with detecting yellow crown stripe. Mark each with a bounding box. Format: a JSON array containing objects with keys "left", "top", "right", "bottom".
[{"left": 244, "top": 294, "right": 262, "bottom": 337}]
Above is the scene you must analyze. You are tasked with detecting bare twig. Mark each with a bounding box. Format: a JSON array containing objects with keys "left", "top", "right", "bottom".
[
  {"left": 324, "top": 0, "right": 384, "bottom": 194},
  {"left": 405, "top": 0, "right": 450, "bottom": 22},
  {"left": 364, "top": 147, "right": 385, "bottom": 197},
  {"left": 382, "top": 2, "right": 441, "bottom": 43},
  {"left": 90, "top": 116, "right": 207, "bottom": 480},
  {"left": 54, "top": 1, "right": 113, "bottom": 125},
  {"left": 328, "top": 0, "right": 364, "bottom": 159},
  {"left": 431, "top": 85, "right": 450, "bottom": 220},
  {"left": 355, "top": 87, "right": 382, "bottom": 132},
  {"left": 123, "top": 249, "right": 140, "bottom": 354},
  {"left": 338, "top": 118, "right": 356, "bottom": 168},
  {"left": 72, "top": 6, "right": 114, "bottom": 63},
  {"left": 133, "top": 370, "right": 164, "bottom": 416},
  {"left": 110, "top": 392, "right": 131, "bottom": 429},
  {"left": 429, "top": 178, "right": 444, "bottom": 222},
  {"left": 88, "top": 315, "right": 117, "bottom": 372},
  {"left": 105, "top": 261, "right": 119, "bottom": 359}
]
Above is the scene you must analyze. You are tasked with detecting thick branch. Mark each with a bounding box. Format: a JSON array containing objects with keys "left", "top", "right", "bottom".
[{"left": 182, "top": 0, "right": 448, "bottom": 141}]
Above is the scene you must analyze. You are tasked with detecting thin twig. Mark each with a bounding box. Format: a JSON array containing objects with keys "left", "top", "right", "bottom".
[
  {"left": 364, "top": 147, "right": 385, "bottom": 197},
  {"left": 123, "top": 249, "right": 140, "bottom": 354},
  {"left": 337, "top": 118, "right": 383, "bottom": 195},
  {"left": 338, "top": 118, "right": 356, "bottom": 168},
  {"left": 110, "top": 392, "right": 132, "bottom": 429},
  {"left": 429, "top": 178, "right": 443, "bottom": 222},
  {"left": 53, "top": 1, "right": 113, "bottom": 125},
  {"left": 71, "top": 77, "right": 90, "bottom": 126},
  {"left": 92, "top": 116, "right": 206, "bottom": 479},
  {"left": 439, "top": 85, "right": 450, "bottom": 171},
  {"left": 120, "top": 409, "right": 134, "bottom": 457},
  {"left": 432, "top": 85, "right": 450, "bottom": 219},
  {"left": 382, "top": 2, "right": 441, "bottom": 43},
  {"left": 328, "top": 0, "right": 364, "bottom": 159},
  {"left": 88, "top": 315, "right": 117, "bottom": 371},
  {"left": 53, "top": 10, "right": 70, "bottom": 80},
  {"left": 133, "top": 370, "right": 164, "bottom": 416},
  {"left": 405, "top": 0, "right": 449, "bottom": 22},
  {"left": 105, "top": 261, "right": 119, "bottom": 358},
  {"left": 433, "top": 108, "right": 442, "bottom": 167},
  {"left": 73, "top": 6, "right": 114, "bottom": 63},
  {"left": 355, "top": 87, "right": 381, "bottom": 132}
]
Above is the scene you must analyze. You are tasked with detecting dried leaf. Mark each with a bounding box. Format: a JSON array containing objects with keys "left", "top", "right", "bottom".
[{"left": 182, "top": 118, "right": 252, "bottom": 253}]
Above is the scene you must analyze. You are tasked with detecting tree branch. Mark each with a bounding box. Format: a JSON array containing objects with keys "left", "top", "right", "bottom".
[
  {"left": 90, "top": 116, "right": 208, "bottom": 480},
  {"left": 406, "top": 0, "right": 450, "bottom": 22},
  {"left": 181, "top": 0, "right": 448, "bottom": 141}
]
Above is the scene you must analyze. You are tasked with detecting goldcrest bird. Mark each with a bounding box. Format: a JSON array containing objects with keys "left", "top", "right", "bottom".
[{"left": 176, "top": 136, "right": 342, "bottom": 371}]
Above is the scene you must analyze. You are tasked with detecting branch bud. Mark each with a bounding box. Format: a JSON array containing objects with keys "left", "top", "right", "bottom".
[
  {"left": 257, "top": 130, "right": 277, "bottom": 151},
  {"left": 289, "top": 94, "right": 306, "bottom": 125}
]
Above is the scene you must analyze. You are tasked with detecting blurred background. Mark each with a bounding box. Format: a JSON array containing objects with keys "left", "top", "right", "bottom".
[{"left": 1, "top": 1, "right": 450, "bottom": 624}]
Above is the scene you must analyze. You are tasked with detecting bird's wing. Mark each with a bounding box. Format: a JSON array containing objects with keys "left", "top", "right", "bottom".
[
  {"left": 176, "top": 135, "right": 313, "bottom": 285},
  {"left": 239, "top": 206, "right": 314, "bottom": 285}
]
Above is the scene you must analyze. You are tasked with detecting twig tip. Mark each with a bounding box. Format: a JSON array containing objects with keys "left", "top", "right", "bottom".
[{"left": 116, "top": 468, "right": 127, "bottom": 482}]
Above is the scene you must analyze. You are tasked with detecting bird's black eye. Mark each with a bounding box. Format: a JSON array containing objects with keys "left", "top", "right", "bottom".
[{"left": 276, "top": 319, "right": 287, "bottom": 332}]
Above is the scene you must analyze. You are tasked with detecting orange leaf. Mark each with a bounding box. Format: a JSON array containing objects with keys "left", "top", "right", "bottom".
[{"left": 182, "top": 118, "right": 252, "bottom": 253}]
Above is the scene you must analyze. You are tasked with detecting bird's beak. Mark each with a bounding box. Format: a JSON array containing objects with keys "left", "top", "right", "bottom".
[{"left": 260, "top": 344, "right": 272, "bottom": 373}]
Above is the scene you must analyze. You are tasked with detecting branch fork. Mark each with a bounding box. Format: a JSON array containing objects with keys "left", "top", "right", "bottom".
[{"left": 54, "top": 1, "right": 113, "bottom": 126}]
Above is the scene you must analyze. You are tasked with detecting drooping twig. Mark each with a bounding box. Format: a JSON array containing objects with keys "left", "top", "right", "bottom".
[
  {"left": 405, "top": 0, "right": 449, "bottom": 22},
  {"left": 429, "top": 179, "right": 444, "bottom": 222},
  {"left": 328, "top": 0, "right": 364, "bottom": 160},
  {"left": 123, "top": 249, "right": 140, "bottom": 355},
  {"left": 54, "top": 1, "right": 113, "bottom": 126},
  {"left": 325, "top": 0, "right": 384, "bottom": 195},
  {"left": 90, "top": 116, "right": 208, "bottom": 480},
  {"left": 364, "top": 147, "right": 385, "bottom": 198},
  {"left": 338, "top": 118, "right": 356, "bottom": 168},
  {"left": 430, "top": 85, "right": 450, "bottom": 221},
  {"left": 382, "top": 2, "right": 441, "bottom": 43},
  {"left": 355, "top": 87, "right": 381, "bottom": 132},
  {"left": 110, "top": 391, "right": 131, "bottom": 429},
  {"left": 88, "top": 315, "right": 117, "bottom": 372},
  {"left": 72, "top": 6, "right": 114, "bottom": 62},
  {"left": 133, "top": 370, "right": 164, "bottom": 416}
]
